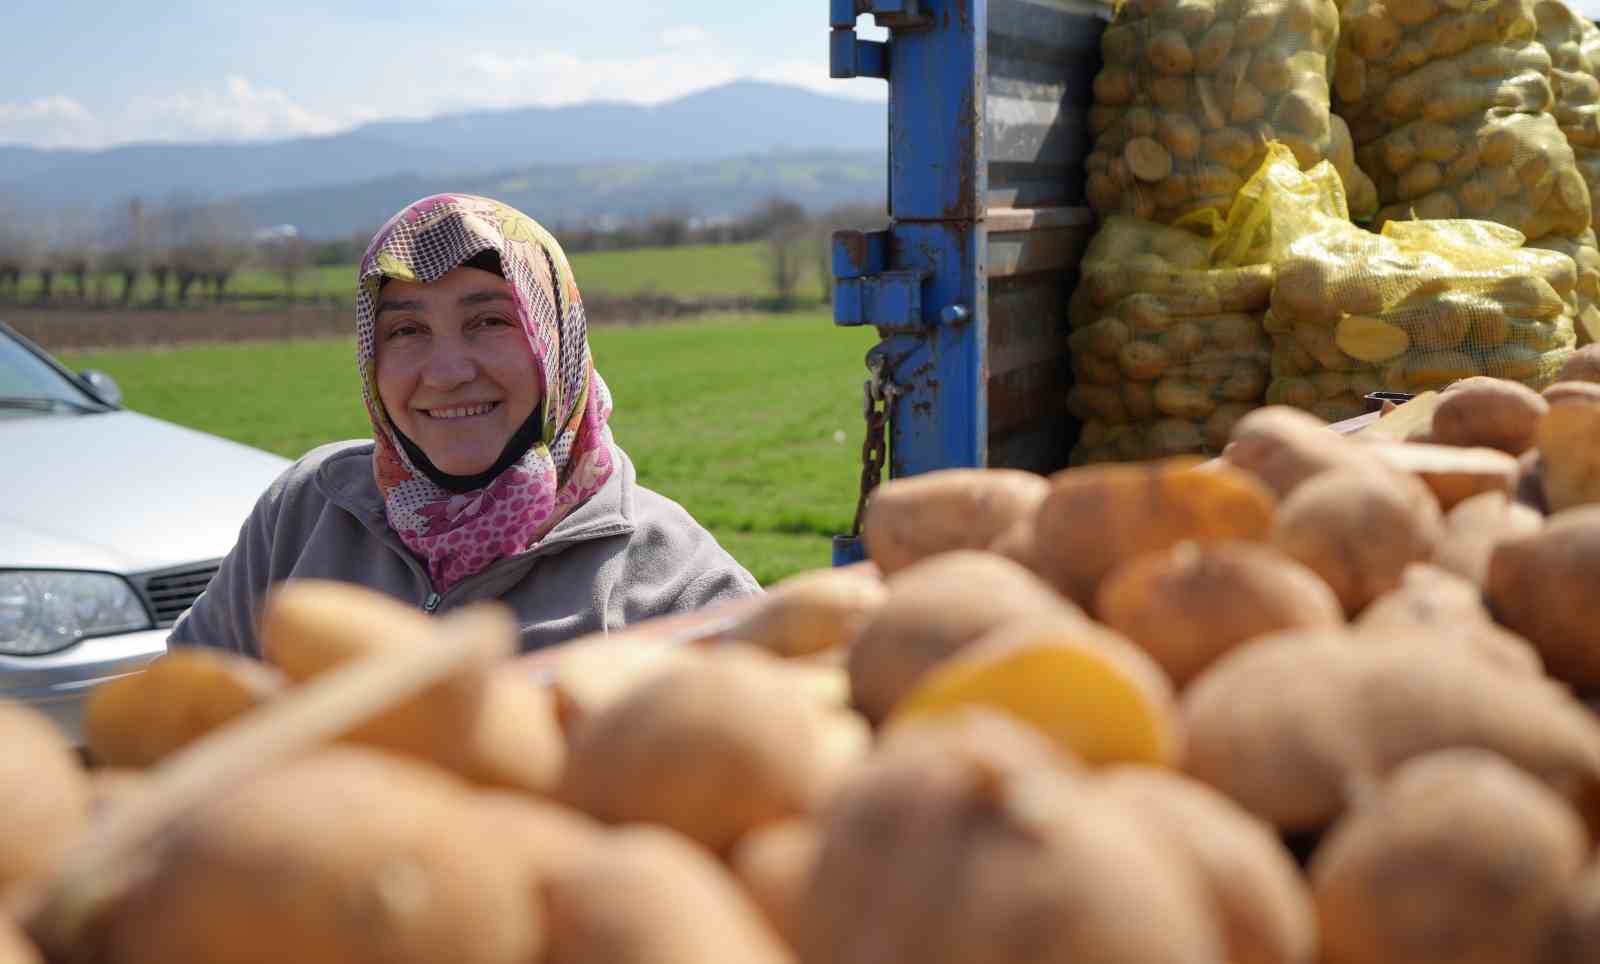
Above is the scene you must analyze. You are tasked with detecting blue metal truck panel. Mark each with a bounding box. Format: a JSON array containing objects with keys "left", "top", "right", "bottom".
[{"left": 830, "top": 0, "right": 1106, "bottom": 563}]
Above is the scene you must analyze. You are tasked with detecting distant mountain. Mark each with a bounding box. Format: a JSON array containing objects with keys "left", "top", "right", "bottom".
[
  {"left": 0, "top": 81, "right": 887, "bottom": 218},
  {"left": 231, "top": 150, "right": 886, "bottom": 239}
]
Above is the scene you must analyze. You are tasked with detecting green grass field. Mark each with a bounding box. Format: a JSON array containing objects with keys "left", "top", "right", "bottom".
[
  {"left": 17, "top": 241, "right": 825, "bottom": 306},
  {"left": 58, "top": 311, "right": 874, "bottom": 585}
]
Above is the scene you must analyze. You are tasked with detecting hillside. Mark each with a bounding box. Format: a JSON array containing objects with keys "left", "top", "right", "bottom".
[
  {"left": 0, "top": 82, "right": 886, "bottom": 217},
  {"left": 230, "top": 150, "right": 885, "bottom": 239}
]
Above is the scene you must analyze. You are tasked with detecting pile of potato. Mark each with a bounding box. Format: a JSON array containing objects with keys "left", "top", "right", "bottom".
[
  {"left": 1084, "top": 0, "right": 1356, "bottom": 224},
  {"left": 1534, "top": 0, "right": 1600, "bottom": 341},
  {"left": 1267, "top": 219, "right": 1578, "bottom": 420},
  {"left": 9, "top": 358, "right": 1600, "bottom": 961},
  {"left": 1067, "top": 217, "right": 1274, "bottom": 462}
]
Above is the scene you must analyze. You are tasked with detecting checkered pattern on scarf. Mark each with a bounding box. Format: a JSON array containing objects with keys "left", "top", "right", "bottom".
[{"left": 354, "top": 194, "right": 615, "bottom": 592}]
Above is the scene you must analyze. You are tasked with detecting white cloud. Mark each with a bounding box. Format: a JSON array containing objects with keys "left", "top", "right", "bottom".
[
  {"left": 0, "top": 77, "right": 372, "bottom": 150},
  {"left": 460, "top": 45, "right": 883, "bottom": 109},
  {"left": 0, "top": 96, "right": 101, "bottom": 149},
  {"left": 0, "top": 50, "right": 882, "bottom": 152},
  {"left": 463, "top": 50, "right": 742, "bottom": 107},
  {"left": 122, "top": 75, "right": 346, "bottom": 143}
]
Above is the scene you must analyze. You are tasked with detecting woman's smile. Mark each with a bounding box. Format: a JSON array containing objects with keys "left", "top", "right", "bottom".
[{"left": 423, "top": 401, "right": 501, "bottom": 420}]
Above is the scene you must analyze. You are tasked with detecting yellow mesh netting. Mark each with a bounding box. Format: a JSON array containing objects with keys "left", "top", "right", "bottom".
[
  {"left": 1240, "top": 146, "right": 1580, "bottom": 418},
  {"left": 1068, "top": 152, "right": 1293, "bottom": 463},
  {"left": 1085, "top": 0, "right": 1356, "bottom": 225},
  {"left": 1533, "top": 0, "right": 1600, "bottom": 342}
]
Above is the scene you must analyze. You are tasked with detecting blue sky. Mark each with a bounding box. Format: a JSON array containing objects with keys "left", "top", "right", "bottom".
[{"left": 2, "top": 0, "right": 888, "bottom": 149}]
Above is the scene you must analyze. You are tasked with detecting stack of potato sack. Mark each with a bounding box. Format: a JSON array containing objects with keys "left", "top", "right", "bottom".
[
  {"left": 1085, "top": 0, "right": 1380, "bottom": 224},
  {"left": 1334, "top": 0, "right": 1597, "bottom": 306},
  {"left": 1065, "top": 217, "right": 1275, "bottom": 463},
  {"left": 1531, "top": 0, "right": 1600, "bottom": 342}
]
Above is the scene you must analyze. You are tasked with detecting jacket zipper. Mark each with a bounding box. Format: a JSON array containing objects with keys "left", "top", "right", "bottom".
[{"left": 422, "top": 591, "right": 442, "bottom": 614}]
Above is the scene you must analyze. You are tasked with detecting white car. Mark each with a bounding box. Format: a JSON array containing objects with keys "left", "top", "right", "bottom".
[{"left": 0, "top": 321, "right": 291, "bottom": 741}]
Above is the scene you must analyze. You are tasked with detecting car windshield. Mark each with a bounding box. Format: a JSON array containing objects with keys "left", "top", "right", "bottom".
[{"left": 0, "top": 330, "right": 104, "bottom": 415}]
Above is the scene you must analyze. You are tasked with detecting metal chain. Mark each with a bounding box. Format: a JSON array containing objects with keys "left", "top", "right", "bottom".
[{"left": 851, "top": 348, "right": 901, "bottom": 537}]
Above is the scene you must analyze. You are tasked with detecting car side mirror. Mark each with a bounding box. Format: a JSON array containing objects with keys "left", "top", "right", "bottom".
[{"left": 78, "top": 369, "right": 123, "bottom": 407}]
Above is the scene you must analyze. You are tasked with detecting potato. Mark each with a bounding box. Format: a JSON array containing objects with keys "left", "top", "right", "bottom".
[
  {"left": 1365, "top": 441, "right": 1520, "bottom": 510},
  {"left": 847, "top": 551, "right": 1079, "bottom": 724},
  {"left": 861, "top": 468, "right": 1049, "bottom": 577},
  {"left": 1126, "top": 136, "right": 1176, "bottom": 182},
  {"left": 1272, "top": 468, "right": 1443, "bottom": 615},
  {"left": 1181, "top": 633, "right": 1600, "bottom": 830},
  {"left": 1221, "top": 406, "right": 1387, "bottom": 497},
  {"left": 731, "top": 819, "right": 820, "bottom": 950},
  {"left": 101, "top": 746, "right": 547, "bottom": 964},
  {"left": 1557, "top": 343, "right": 1600, "bottom": 382},
  {"left": 1148, "top": 31, "right": 1196, "bottom": 75},
  {"left": 1544, "top": 380, "right": 1600, "bottom": 405},
  {"left": 262, "top": 585, "right": 554, "bottom": 797},
  {"left": 889, "top": 615, "right": 1181, "bottom": 767},
  {"left": 83, "top": 648, "right": 284, "bottom": 769},
  {"left": 1096, "top": 541, "right": 1342, "bottom": 687},
  {"left": 797, "top": 723, "right": 1225, "bottom": 964},
  {"left": 1028, "top": 459, "right": 1275, "bottom": 607},
  {"left": 545, "top": 827, "right": 793, "bottom": 964},
  {"left": 1537, "top": 401, "right": 1600, "bottom": 511},
  {"left": 1488, "top": 507, "right": 1600, "bottom": 688},
  {"left": 1431, "top": 489, "right": 1545, "bottom": 588},
  {"left": 1330, "top": 314, "right": 1408, "bottom": 362},
  {"left": 1353, "top": 563, "right": 1544, "bottom": 677},
  {"left": 470, "top": 792, "right": 603, "bottom": 881},
  {"left": 726, "top": 567, "right": 887, "bottom": 658},
  {"left": 1431, "top": 375, "right": 1548, "bottom": 453},
  {"left": 542, "top": 636, "right": 692, "bottom": 734},
  {"left": 0, "top": 704, "right": 90, "bottom": 900},
  {"left": 257, "top": 581, "right": 566, "bottom": 793},
  {"left": 558, "top": 648, "right": 852, "bottom": 854},
  {"left": 1311, "top": 750, "right": 1587, "bottom": 964},
  {"left": 1098, "top": 768, "right": 1315, "bottom": 964}
]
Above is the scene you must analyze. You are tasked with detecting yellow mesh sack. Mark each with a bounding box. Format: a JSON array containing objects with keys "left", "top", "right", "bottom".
[
  {"left": 1359, "top": 108, "right": 1591, "bottom": 236},
  {"left": 1268, "top": 216, "right": 1577, "bottom": 418},
  {"left": 1085, "top": 0, "right": 1341, "bottom": 225},
  {"left": 1067, "top": 215, "right": 1274, "bottom": 464},
  {"left": 1334, "top": 0, "right": 1539, "bottom": 133},
  {"left": 1339, "top": 40, "right": 1554, "bottom": 142},
  {"left": 1528, "top": 229, "right": 1600, "bottom": 344}
]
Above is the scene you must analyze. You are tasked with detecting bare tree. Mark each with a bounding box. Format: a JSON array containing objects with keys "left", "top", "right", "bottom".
[
  {"left": 165, "top": 199, "right": 250, "bottom": 302},
  {"left": 258, "top": 225, "right": 307, "bottom": 298},
  {"left": 52, "top": 206, "right": 99, "bottom": 302},
  {"left": 101, "top": 198, "right": 151, "bottom": 305},
  {"left": 766, "top": 220, "right": 810, "bottom": 309},
  {"left": 0, "top": 195, "right": 37, "bottom": 301}
]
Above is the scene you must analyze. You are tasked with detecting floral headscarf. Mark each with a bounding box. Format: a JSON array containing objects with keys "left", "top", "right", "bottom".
[{"left": 356, "top": 194, "right": 615, "bottom": 592}]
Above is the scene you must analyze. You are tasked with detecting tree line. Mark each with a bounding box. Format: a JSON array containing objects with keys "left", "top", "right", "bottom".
[{"left": 0, "top": 194, "right": 884, "bottom": 308}]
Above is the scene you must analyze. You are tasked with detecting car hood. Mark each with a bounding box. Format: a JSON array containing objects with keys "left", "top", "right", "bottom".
[{"left": 1, "top": 410, "right": 291, "bottom": 573}]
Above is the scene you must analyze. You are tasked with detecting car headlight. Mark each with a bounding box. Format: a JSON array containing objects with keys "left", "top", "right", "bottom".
[{"left": 0, "top": 571, "right": 152, "bottom": 656}]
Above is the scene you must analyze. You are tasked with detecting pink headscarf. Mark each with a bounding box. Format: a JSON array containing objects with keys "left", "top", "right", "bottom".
[{"left": 356, "top": 194, "right": 615, "bottom": 592}]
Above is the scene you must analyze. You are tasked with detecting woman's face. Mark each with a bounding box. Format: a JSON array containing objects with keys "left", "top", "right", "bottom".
[{"left": 373, "top": 265, "right": 542, "bottom": 476}]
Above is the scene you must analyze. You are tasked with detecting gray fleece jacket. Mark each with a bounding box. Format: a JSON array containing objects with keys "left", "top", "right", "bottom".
[{"left": 169, "top": 439, "right": 762, "bottom": 657}]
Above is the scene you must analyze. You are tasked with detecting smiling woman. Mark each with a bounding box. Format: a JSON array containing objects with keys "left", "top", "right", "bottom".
[{"left": 167, "top": 194, "right": 761, "bottom": 657}]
